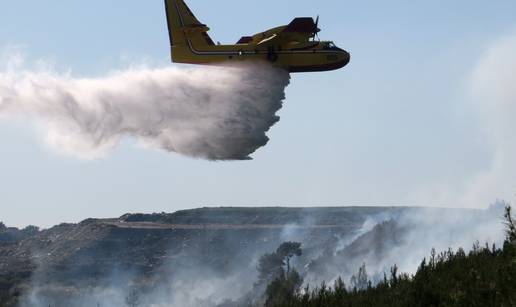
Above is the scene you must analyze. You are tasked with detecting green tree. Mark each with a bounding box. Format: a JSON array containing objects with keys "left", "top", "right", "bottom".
[
  {"left": 276, "top": 242, "right": 302, "bottom": 275},
  {"left": 257, "top": 242, "right": 302, "bottom": 286},
  {"left": 258, "top": 242, "right": 304, "bottom": 307},
  {"left": 350, "top": 263, "right": 369, "bottom": 290},
  {"left": 265, "top": 269, "right": 303, "bottom": 307},
  {"left": 504, "top": 205, "right": 516, "bottom": 244},
  {"left": 257, "top": 251, "right": 286, "bottom": 287}
]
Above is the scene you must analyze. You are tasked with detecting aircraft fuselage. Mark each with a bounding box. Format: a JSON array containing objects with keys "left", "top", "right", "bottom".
[
  {"left": 165, "top": 0, "right": 350, "bottom": 73},
  {"left": 172, "top": 39, "right": 350, "bottom": 73}
]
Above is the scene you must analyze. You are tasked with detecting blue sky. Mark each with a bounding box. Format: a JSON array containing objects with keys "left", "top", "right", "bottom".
[{"left": 1, "top": 0, "right": 516, "bottom": 227}]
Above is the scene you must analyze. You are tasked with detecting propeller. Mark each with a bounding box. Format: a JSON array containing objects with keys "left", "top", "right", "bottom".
[{"left": 314, "top": 15, "right": 321, "bottom": 41}]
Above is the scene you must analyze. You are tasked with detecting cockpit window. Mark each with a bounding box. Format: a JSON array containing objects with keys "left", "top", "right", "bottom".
[{"left": 322, "top": 41, "right": 340, "bottom": 51}]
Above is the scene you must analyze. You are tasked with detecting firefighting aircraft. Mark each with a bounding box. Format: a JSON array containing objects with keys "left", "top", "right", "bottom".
[{"left": 164, "top": 0, "right": 350, "bottom": 72}]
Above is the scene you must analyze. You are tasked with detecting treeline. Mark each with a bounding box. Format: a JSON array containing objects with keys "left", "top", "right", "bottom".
[
  {"left": 261, "top": 206, "right": 516, "bottom": 307},
  {"left": 0, "top": 222, "right": 39, "bottom": 244}
]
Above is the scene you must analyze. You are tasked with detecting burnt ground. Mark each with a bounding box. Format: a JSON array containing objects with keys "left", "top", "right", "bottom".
[{"left": 0, "top": 206, "right": 482, "bottom": 306}]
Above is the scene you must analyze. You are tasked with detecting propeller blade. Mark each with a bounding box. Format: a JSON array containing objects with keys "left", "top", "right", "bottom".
[
  {"left": 311, "top": 15, "right": 320, "bottom": 41},
  {"left": 315, "top": 15, "right": 321, "bottom": 33}
]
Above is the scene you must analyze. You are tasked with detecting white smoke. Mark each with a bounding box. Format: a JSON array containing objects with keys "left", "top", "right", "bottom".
[
  {"left": 408, "top": 32, "right": 516, "bottom": 208},
  {"left": 20, "top": 266, "right": 253, "bottom": 307},
  {"left": 303, "top": 204, "right": 506, "bottom": 288},
  {"left": 0, "top": 56, "right": 290, "bottom": 160},
  {"left": 459, "top": 33, "right": 516, "bottom": 206}
]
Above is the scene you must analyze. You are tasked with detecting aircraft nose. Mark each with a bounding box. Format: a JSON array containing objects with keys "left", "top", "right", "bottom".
[{"left": 341, "top": 50, "right": 351, "bottom": 67}]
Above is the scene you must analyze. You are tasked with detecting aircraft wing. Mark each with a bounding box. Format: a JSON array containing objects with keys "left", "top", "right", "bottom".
[{"left": 257, "top": 17, "right": 320, "bottom": 47}]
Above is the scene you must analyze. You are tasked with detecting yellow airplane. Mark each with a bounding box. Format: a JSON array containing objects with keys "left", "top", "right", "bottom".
[{"left": 164, "top": 0, "right": 350, "bottom": 72}]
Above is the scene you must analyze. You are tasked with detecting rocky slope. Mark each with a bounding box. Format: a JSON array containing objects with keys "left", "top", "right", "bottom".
[{"left": 0, "top": 206, "right": 489, "bottom": 306}]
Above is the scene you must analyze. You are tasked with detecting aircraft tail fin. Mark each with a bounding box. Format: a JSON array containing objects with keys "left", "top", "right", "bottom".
[{"left": 164, "top": 0, "right": 215, "bottom": 61}]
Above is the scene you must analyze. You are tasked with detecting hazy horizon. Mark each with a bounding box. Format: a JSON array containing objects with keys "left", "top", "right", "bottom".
[{"left": 5, "top": 204, "right": 490, "bottom": 229}]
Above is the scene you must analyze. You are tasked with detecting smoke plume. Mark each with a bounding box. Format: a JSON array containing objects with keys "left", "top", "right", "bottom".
[
  {"left": 406, "top": 31, "right": 516, "bottom": 208},
  {"left": 460, "top": 32, "right": 516, "bottom": 206},
  {"left": 0, "top": 58, "right": 290, "bottom": 160}
]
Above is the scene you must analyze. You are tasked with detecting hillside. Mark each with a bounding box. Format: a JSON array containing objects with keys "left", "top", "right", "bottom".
[
  {"left": 0, "top": 206, "right": 496, "bottom": 306},
  {"left": 262, "top": 206, "right": 516, "bottom": 307}
]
